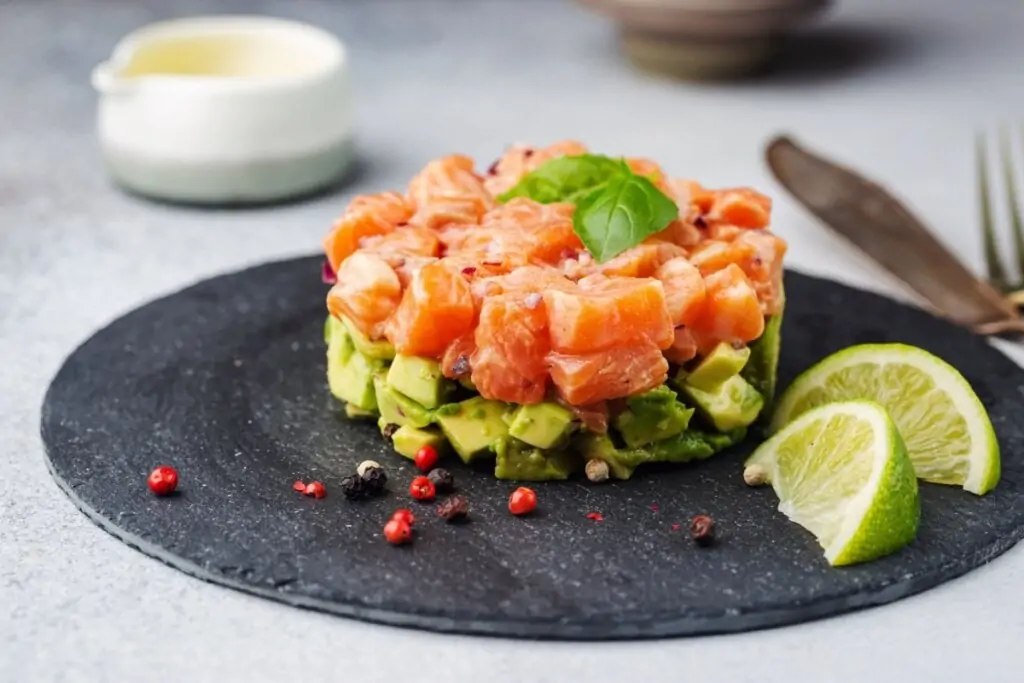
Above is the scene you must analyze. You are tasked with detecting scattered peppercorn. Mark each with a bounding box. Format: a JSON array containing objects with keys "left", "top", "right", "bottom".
[
  {"left": 508, "top": 487, "right": 537, "bottom": 516},
  {"left": 360, "top": 466, "right": 388, "bottom": 496},
  {"left": 690, "top": 515, "right": 715, "bottom": 547},
  {"left": 292, "top": 480, "right": 306, "bottom": 493},
  {"left": 148, "top": 466, "right": 178, "bottom": 496},
  {"left": 384, "top": 518, "right": 413, "bottom": 545},
  {"left": 414, "top": 445, "right": 439, "bottom": 472},
  {"left": 671, "top": 523, "right": 681, "bottom": 532},
  {"left": 427, "top": 468, "right": 455, "bottom": 494},
  {"left": 341, "top": 475, "right": 368, "bottom": 500},
  {"left": 437, "top": 495, "right": 470, "bottom": 522},
  {"left": 381, "top": 423, "right": 399, "bottom": 441},
  {"left": 409, "top": 475, "right": 436, "bottom": 502},
  {"left": 391, "top": 508, "right": 415, "bottom": 526},
  {"left": 586, "top": 511, "right": 604, "bottom": 522},
  {"left": 357, "top": 460, "right": 382, "bottom": 477},
  {"left": 649, "top": 503, "right": 660, "bottom": 512},
  {"left": 585, "top": 459, "right": 609, "bottom": 483},
  {"left": 304, "top": 481, "right": 327, "bottom": 499}
]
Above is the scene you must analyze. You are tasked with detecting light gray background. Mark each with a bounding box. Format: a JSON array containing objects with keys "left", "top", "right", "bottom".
[{"left": 4, "top": 0, "right": 1024, "bottom": 681}]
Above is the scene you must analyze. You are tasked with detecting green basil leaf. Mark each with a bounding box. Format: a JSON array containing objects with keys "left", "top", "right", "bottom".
[
  {"left": 573, "top": 173, "right": 679, "bottom": 263},
  {"left": 497, "top": 154, "right": 625, "bottom": 204}
]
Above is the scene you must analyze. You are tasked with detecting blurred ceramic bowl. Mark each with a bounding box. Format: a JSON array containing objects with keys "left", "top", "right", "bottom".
[
  {"left": 92, "top": 16, "right": 353, "bottom": 205},
  {"left": 577, "top": 0, "right": 833, "bottom": 80}
]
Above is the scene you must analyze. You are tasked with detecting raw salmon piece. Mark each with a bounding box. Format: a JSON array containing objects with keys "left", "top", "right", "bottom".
[
  {"left": 441, "top": 333, "right": 476, "bottom": 379},
  {"left": 668, "top": 179, "right": 715, "bottom": 215},
  {"left": 322, "top": 192, "right": 413, "bottom": 272},
  {"left": 360, "top": 225, "right": 441, "bottom": 259},
  {"left": 600, "top": 241, "right": 688, "bottom": 278},
  {"left": 476, "top": 292, "right": 550, "bottom": 379},
  {"left": 326, "top": 252, "right": 402, "bottom": 339},
  {"left": 480, "top": 199, "right": 582, "bottom": 265},
  {"left": 484, "top": 140, "right": 589, "bottom": 196},
  {"left": 548, "top": 342, "right": 669, "bottom": 405},
  {"left": 664, "top": 327, "right": 698, "bottom": 365},
  {"left": 659, "top": 219, "right": 704, "bottom": 249},
  {"left": 706, "top": 188, "right": 772, "bottom": 229},
  {"left": 471, "top": 346, "right": 548, "bottom": 405},
  {"left": 626, "top": 157, "right": 671, "bottom": 193},
  {"left": 385, "top": 260, "right": 475, "bottom": 357},
  {"left": 407, "top": 155, "right": 495, "bottom": 230},
  {"left": 689, "top": 264, "right": 765, "bottom": 352},
  {"left": 734, "top": 231, "right": 788, "bottom": 315},
  {"left": 392, "top": 255, "right": 438, "bottom": 289},
  {"left": 689, "top": 239, "right": 759, "bottom": 276},
  {"left": 655, "top": 257, "right": 706, "bottom": 326},
  {"left": 545, "top": 278, "right": 674, "bottom": 353}
]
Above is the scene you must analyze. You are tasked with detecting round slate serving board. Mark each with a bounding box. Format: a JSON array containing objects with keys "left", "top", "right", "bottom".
[{"left": 41, "top": 257, "right": 1024, "bottom": 639}]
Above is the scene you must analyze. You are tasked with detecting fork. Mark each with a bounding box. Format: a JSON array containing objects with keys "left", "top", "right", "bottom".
[{"left": 975, "top": 126, "right": 1024, "bottom": 335}]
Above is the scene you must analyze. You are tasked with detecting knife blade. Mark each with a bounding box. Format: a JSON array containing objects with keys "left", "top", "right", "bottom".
[{"left": 765, "top": 134, "right": 1018, "bottom": 330}]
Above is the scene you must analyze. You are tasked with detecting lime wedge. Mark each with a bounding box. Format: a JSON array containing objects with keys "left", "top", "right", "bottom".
[
  {"left": 771, "top": 344, "right": 1000, "bottom": 495},
  {"left": 746, "top": 401, "right": 919, "bottom": 566}
]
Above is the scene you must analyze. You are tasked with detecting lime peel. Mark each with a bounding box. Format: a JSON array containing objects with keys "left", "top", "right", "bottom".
[
  {"left": 770, "top": 343, "right": 1000, "bottom": 496},
  {"left": 748, "top": 400, "right": 920, "bottom": 566}
]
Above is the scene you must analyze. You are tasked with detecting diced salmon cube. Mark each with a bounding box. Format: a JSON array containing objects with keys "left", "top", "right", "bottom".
[
  {"left": 655, "top": 256, "right": 706, "bottom": 326},
  {"left": 706, "top": 188, "right": 772, "bottom": 229},
  {"left": 548, "top": 343, "right": 668, "bottom": 405},
  {"left": 407, "top": 155, "right": 495, "bottom": 230},
  {"left": 484, "top": 140, "right": 589, "bottom": 196},
  {"left": 322, "top": 192, "right": 413, "bottom": 272},
  {"left": 689, "top": 264, "right": 765, "bottom": 352},
  {"left": 664, "top": 327, "right": 698, "bottom": 365},
  {"left": 385, "top": 260, "right": 475, "bottom": 357},
  {"left": 326, "top": 252, "right": 402, "bottom": 339},
  {"left": 545, "top": 278, "right": 674, "bottom": 353}
]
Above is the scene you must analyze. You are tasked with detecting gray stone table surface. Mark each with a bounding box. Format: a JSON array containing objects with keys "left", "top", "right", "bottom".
[{"left": 4, "top": 0, "right": 1024, "bottom": 680}]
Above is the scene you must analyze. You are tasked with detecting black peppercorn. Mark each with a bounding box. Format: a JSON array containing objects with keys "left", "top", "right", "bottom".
[
  {"left": 690, "top": 515, "right": 715, "bottom": 547},
  {"left": 340, "top": 475, "right": 367, "bottom": 500},
  {"left": 360, "top": 466, "right": 388, "bottom": 496},
  {"left": 427, "top": 468, "right": 454, "bottom": 494},
  {"left": 437, "top": 495, "right": 469, "bottom": 522},
  {"left": 381, "top": 423, "right": 399, "bottom": 441}
]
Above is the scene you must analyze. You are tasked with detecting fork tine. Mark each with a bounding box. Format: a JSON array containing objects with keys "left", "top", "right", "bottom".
[
  {"left": 978, "top": 131, "right": 1009, "bottom": 291},
  {"left": 1000, "top": 124, "right": 1024, "bottom": 286}
]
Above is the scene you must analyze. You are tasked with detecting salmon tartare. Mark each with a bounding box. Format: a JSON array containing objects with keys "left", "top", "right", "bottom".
[{"left": 322, "top": 141, "right": 785, "bottom": 481}]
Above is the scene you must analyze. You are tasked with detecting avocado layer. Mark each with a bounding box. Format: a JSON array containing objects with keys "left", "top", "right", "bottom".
[
  {"left": 373, "top": 375, "right": 433, "bottom": 428},
  {"left": 392, "top": 425, "right": 448, "bottom": 460},
  {"left": 508, "top": 402, "right": 575, "bottom": 449},
  {"left": 387, "top": 354, "right": 452, "bottom": 409},
  {"left": 341, "top": 316, "right": 396, "bottom": 360},
  {"left": 435, "top": 396, "right": 510, "bottom": 463},
  {"left": 685, "top": 342, "right": 751, "bottom": 392},
  {"left": 681, "top": 374, "right": 764, "bottom": 432},
  {"left": 494, "top": 437, "right": 579, "bottom": 481},
  {"left": 613, "top": 386, "right": 694, "bottom": 448}
]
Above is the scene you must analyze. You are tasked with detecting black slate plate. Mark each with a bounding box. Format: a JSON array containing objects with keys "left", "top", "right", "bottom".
[{"left": 41, "top": 257, "right": 1024, "bottom": 639}]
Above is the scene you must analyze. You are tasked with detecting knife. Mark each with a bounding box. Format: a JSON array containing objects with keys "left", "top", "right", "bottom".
[{"left": 765, "top": 135, "right": 1021, "bottom": 333}]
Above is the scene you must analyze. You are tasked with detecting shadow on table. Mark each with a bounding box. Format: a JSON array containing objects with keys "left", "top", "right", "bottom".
[{"left": 764, "top": 21, "right": 927, "bottom": 84}]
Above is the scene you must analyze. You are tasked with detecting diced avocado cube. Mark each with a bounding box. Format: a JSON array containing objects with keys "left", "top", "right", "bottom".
[
  {"left": 341, "top": 316, "right": 395, "bottom": 360},
  {"left": 575, "top": 433, "right": 652, "bottom": 481},
  {"left": 330, "top": 348, "right": 381, "bottom": 411},
  {"left": 387, "top": 354, "right": 452, "bottom": 409},
  {"left": 685, "top": 342, "right": 751, "bottom": 392},
  {"left": 650, "top": 427, "right": 747, "bottom": 462},
  {"left": 508, "top": 402, "right": 576, "bottom": 450},
  {"left": 345, "top": 403, "right": 378, "bottom": 420},
  {"left": 392, "top": 425, "right": 448, "bottom": 461},
  {"left": 742, "top": 304, "right": 783, "bottom": 408},
  {"left": 434, "top": 396, "right": 510, "bottom": 463},
  {"left": 326, "top": 316, "right": 355, "bottom": 369},
  {"left": 613, "top": 386, "right": 694, "bottom": 448},
  {"left": 373, "top": 375, "right": 433, "bottom": 429},
  {"left": 494, "top": 438, "right": 580, "bottom": 481},
  {"left": 681, "top": 374, "right": 764, "bottom": 432}
]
